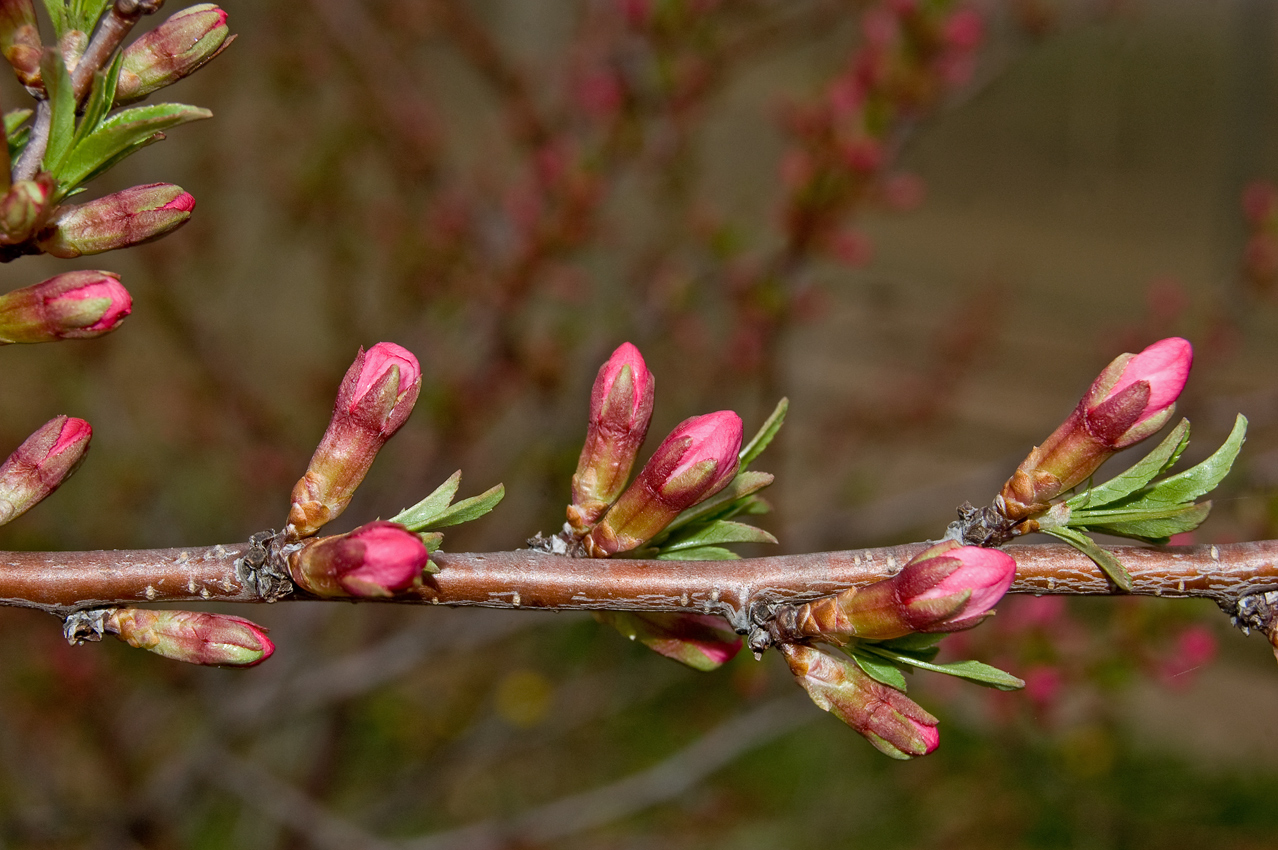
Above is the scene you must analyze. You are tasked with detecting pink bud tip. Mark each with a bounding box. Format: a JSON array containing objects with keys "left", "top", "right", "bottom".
[
  {"left": 59, "top": 276, "right": 132, "bottom": 332},
  {"left": 51, "top": 417, "right": 92, "bottom": 456},
  {"left": 159, "top": 192, "right": 196, "bottom": 213},
  {"left": 597, "top": 342, "right": 652, "bottom": 421},
  {"left": 914, "top": 545, "right": 1017, "bottom": 620},
  {"left": 341, "top": 520, "right": 429, "bottom": 596},
  {"left": 1105, "top": 337, "right": 1193, "bottom": 423},
  {"left": 667, "top": 412, "right": 742, "bottom": 481},
  {"left": 353, "top": 342, "right": 421, "bottom": 405}
]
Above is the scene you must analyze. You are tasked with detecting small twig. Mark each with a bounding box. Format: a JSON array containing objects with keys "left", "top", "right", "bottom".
[
  {"left": 71, "top": 0, "right": 164, "bottom": 102},
  {"left": 12, "top": 100, "right": 51, "bottom": 181}
]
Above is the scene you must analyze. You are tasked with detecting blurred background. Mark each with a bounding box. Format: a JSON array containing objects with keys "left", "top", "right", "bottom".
[{"left": 4, "top": 0, "right": 1278, "bottom": 846}]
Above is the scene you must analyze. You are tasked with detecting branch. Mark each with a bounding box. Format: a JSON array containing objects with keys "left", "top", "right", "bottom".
[{"left": 4, "top": 539, "right": 1277, "bottom": 631}]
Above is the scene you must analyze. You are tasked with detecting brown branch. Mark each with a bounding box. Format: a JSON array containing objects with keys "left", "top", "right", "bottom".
[{"left": 5, "top": 540, "right": 1278, "bottom": 631}]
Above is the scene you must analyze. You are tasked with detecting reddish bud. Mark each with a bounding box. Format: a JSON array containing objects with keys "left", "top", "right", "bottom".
[
  {"left": 584, "top": 411, "right": 742, "bottom": 557},
  {"left": 0, "top": 270, "right": 131, "bottom": 343},
  {"left": 568, "top": 342, "right": 655, "bottom": 534},
  {"left": 0, "top": 415, "right": 91, "bottom": 524},
  {"left": 106, "top": 609, "right": 273, "bottom": 667},
  {"left": 0, "top": 174, "right": 54, "bottom": 244},
  {"left": 36, "top": 183, "right": 194, "bottom": 258},
  {"left": 116, "top": 4, "right": 231, "bottom": 105},
  {"left": 289, "top": 520, "right": 430, "bottom": 598},
  {"left": 999, "top": 338, "right": 1193, "bottom": 521},
  {"left": 286, "top": 343, "right": 422, "bottom": 539},
  {"left": 0, "top": 0, "right": 41, "bottom": 88},
  {"left": 783, "top": 643, "right": 940, "bottom": 759},
  {"left": 596, "top": 612, "right": 741, "bottom": 671}
]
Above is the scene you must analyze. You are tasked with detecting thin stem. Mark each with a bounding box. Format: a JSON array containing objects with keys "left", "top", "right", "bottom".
[
  {"left": 71, "top": 0, "right": 162, "bottom": 102},
  {"left": 12, "top": 100, "right": 50, "bottom": 181}
]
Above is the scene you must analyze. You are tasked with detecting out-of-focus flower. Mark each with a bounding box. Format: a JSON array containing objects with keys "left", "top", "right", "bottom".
[
  {"left": 0, "top": 270, "right": 130, "bottom": 343},
  {"left": 287, "top": 343, "right": 421, "bottom": 540}
]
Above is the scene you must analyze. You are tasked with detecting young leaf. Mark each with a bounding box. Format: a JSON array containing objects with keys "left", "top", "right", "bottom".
[
  {"left": 1076, "top": 502, "right": 1211, "bottom": 543},
  {"left": 4, "top": 109, "right": 32, "bottom": 136},
  {"left": 419, "top": 532, "right": 444, "bottom": 554},
  {"left": 1067, "top": 419, "right": 1190, "bottom": 510},
  {"left": 656, "top": 545, "right": 739, "bottom": 561},
  {"left": 660, "top": 470, "right": 774, "bottom": 535},
  {"left": 851, "top": 650, "right": 909, "bottom": 691},
  {"left": 55, "top": 103, "right": 212, "bottom": 191},
  {"left": 40, "top": 0, "right": 67, "bottom": 38},
  {"left": 72, "top": 53, "right": 123, "bottom": 152},
  {"left": 39, "top": 49, "right": 74, "bottom": 174},
  {"left": 865, "top": 646, "right": 1025, "bottom": 691},
  {"left": 389, "top": 471, "right": 462, "bottom": 531},
  {"left": 1043, "top": 526, "right": 1133, "bottom": 591},
  {"left": 873, "top": 632, "right": 946, "bottom": 659},
  {"left": 1128, "top": 414, "right": 1247, "bottom": 507},
  {"left": 70, "top": 0, "right": 111, "bottom": 31},
  {"left": 660, "top": 519, "right": 778, "bottom": 553},
  {"left": 414, "top": 484, "right": 504, "bottom": 530},
  {"left": 739, "top": 397, "right": 788, "bottom": 470}
]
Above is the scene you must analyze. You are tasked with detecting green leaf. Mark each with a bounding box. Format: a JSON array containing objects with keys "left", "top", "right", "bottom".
[
  {"left": 70, "top": 0, "right": 110, "bottom": 31},
  {"left": 739, "top": 397, "right": 788, "bottom": 470},
  {"left": 389, "top": 471, "right": 462, "bottom": 531},
  {"left": 414, "top": 484, "right": 504, "bottom": 530},
  {"left": 851, "top": 650, "right": 909, "bottom": 691},
  {"left": 40, "top": 49, "right": 75, "bottom": 175},
  {"left": 1043, "top": 526, "right": 1133, "bottom": 591},
  {"left": 872, "top": 632, "right": 945, "bottom": 660},
  {"left": 72, "top": 52, "right": 123, "bottom": 152},
  {"left": 7, "top": 127, "right": 29, "bottom": 165},
  {"left": 1077, "top": 502, "right": 1211, "bottom": 543},
  {"left": 1130, "top": 414, "right": 1247, "bottom": 507},
  {"left": 660, "top": 519, "right": 777, "bottom": 553},
  {"left": 4, "top": 109, "right": 32, "bottom": 136},
  {"left": 660, "top": 470, "right": 774, "bottom": 536},
  {"left": 419, "top": 532, "right": 444, "bottom": 555},
  {"left": 866, "top": 646, "right": 1025, "bottom": 691},
  {"left": 55, "top": 103, "right": 212, "bottom": 191},
  {"left": 656, "top": 545, "right": 739, "bottom": 561},
  {"left": 41, "top": 0, "right": 68, "bottom": 38},
  {"left": 1067, "top": 419, "right": 1190, "bottom": 509}
]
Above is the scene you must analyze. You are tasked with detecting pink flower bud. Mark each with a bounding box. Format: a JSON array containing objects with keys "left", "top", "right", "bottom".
[
  {"left": 115, "top": 4, "right": 231, "bottom": 105},
  {"left": 0, "top": 0, "right": 42, "bottom": 89},
  {"left": 0, "top": 270, "right": 131, "bottom": 343},
  {"left": 105, "top": 609, "right": 273, "bottom": 667},
  {"left": 36, "top": 183, "right": 194, "bottom": 258},
  {"left": 289, "top": 520, "right": 430, "bottom": 598},
  {"left": 0, "top": 175, "right": 54, "bottom": 245},
  {"left": 584, "top": 410, "right": 742, "bottom": 557},
  {"left": 286, "top": 343, "right": 422, "bottom": 539},
  {"left": 0, "top": 415, "right": 90, "bottom": 524},
  {"left": 783, "top": 643, "right": 940, "bottom": 759},
  {"left": 568, "top": 342, "right": 655, "bottom": 534},
  {"left": 999, "top": 337, "right": 1193, "bottom": 521}
]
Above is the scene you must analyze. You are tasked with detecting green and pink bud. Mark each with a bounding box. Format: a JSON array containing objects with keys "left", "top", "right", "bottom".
[
  {"left": 568, "top": 342, "right": 655, "bottom": 534},
  {"left": 0, "top": 0, "right": 41, "bottom": 89},
  {"left": 769, "top": 541, "right": 1016, "bottom": 643},
  {"left": 105, "top": 608, "right": 273, "bottom": 667},
  {"left": 783, "top": 642, "right": 940, "bottom": 759},
  {"left": 289, "top": 520, "right": 430, "bottom": 598},
  {"left": 115, "top": 4, "right": 232, "bottom": 105},
  {"left": 286, "top": 342, "right": 421, "bottom": 540},
  {"left": 999, "top": 337, "right": 1193, "bottom": 521},
  {"left": 0, "top": 415, "right": 91, "bottom": 525},
  {"left": 36, "top": 183, "right": 195, "bottom": 258},
  {"left": 0, "top": 270, "right": 131, "bottom": 343},
  {"left": 0, "top": 174, "right": 55, "bottom": 245},
  {"left": 583, "top": 410, "right": 742, "bottom": 557},
  {"left": 596, "top": 612, "right": 741, "bottom": 671}
]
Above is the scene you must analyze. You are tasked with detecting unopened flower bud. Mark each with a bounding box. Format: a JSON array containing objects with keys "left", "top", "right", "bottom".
[
  {"left": 783, "top": 642, "right": 940, "bottom": 759},
  {"left": 596, "top": 612, "right": 741, "bottom": 671},
  {"left": 290, "top": 520, "right": 429, "bottom": 598},
  {"left": 36, "top": 183, "right": 195, "bottom": 258},
  {"left": 584, "top": 410, "right": 742, "bottom": 557},
  {"left": 105, "top": 608, "right": 273, "bottom": 667},
  {"left": 769, "top": 542, "right": 1016, "bottom": 643},
  {"left": 286, "top": 342, "right": 422, "bottom": 539},
  {"left": 568, "top": 342, "right": 655, "bottom": 534},
  {"left": 0, "top": 270, "right": 131, "bottom": 343},
  {"left": 999, "top": 337, "right": 1193, "bottom": 521},
  {"left": 0, "top": 0, "right": 41, "bottom": 89},
  {"left": 0, "top": 174, "right": 54, "bottom": 245},
  {"left": 115, "top": 4, "right": 231, "bottom": 105},
  {"left": 0, "top": 415, "right": 91, "bottom": 525}
]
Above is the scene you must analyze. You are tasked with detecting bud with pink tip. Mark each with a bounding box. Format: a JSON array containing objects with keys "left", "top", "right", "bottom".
[
  {"left": 36, "top": 183, "right": 195, "bottom": 258},
  {"left": 0, "top": 174, "right": 55, "bottom": 245},
  {"left": 287, "top": 343, "right": 422, "bottom": 540},
  {"left": 767, "top": 541, "right": 1016, "bottom": 644},
  {"left": 0, "top": 415, "right": 91, "bottom": 525},
  {"left": 115, "top": 4, "right": 232, "bottom": 105},
  {"left": 999, "top": 337, "right": 1193, "bottom": 521},
  {"left": 782, "top": 642, "right": 940, "bottom": 759},
  {"left": 105, "top": 608, "right": 273, "bottom": 667},
  {"left": 583, "top": 411, "right": 742, "bottom": 557},
  {"left": 568, "top": 342, "right": 655, "bottom": 534},
  {"left": 0, "top": 270, "right": 131, "bottom": 343},
  {"left": 289, "top": 520, "right": 430, "bottom": 598},
  {"left": 0, "top": 0, "right": 41, "bottom": 89}
]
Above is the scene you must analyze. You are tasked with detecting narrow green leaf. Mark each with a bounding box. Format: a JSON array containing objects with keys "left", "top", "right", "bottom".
[
  {"left": 873, "top": 632, "right": 946, "bottom": 656},
  {"left": 656, "top": 545, "right": 739, "bottom": 561},
  {"left": 389, "top": 471, "right": 462, "bottom": 531},
  {"left": 1067, "top": 419, "right": 1190, "bottom": 510},
  {"left": 419, "top": 532, "right": 444, "bottom": 554},
  {"left": 56, "top": 103, "right": 212, "bottom": 191},
  {"left": 866, "top": 646, "right": 1025, "bottom": 691},
  {"left": 661, "top": 519, "right": 777, "bottom": 553},
  {"left": 4, "top": 109, "right": 32, "bottom": 136},
  {"left": 740, "top": 397, "right": 788, "bottom": 470},
  {"left": 660, "top": 470, "right": 774, "bottom": 536},
  {"left": 415, "top": 483, "right": 504, "bottom": 530},
  {"left": 70, "top": 0, "right": 110, "bottom": 31},
  {"left": 7, "top": 127, "right": 30, "bottom": 164},
  {"left": 1043, "top": 526, "right": 1133, "bottom": 591},
  {"left": 1134, "top": 414, "right": 1247, "bottom": 507},
  {"left": 72, "top": 52, "right": 123, "bottom": 152},
  {"left": 41, "top": 0, "right": 68, "bottom": 38},
  {"left": 851, "top": 650, "right": 909, "bottom": 691},
  {"left": 1079, "top": 502, "right": 1211, "bottom": 543},
  {"left": 40, "top": 49, "right": 75, "bottom": 174}
]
